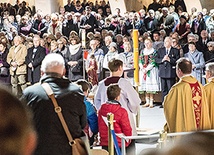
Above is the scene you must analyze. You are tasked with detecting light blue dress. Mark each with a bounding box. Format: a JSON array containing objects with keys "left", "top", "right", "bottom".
[{"left": 184, "top": 50, "right": 205, "bottom": 85}]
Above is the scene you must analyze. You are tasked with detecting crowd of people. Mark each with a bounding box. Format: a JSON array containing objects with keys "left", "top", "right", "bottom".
[
  {"left": 0, "top": 0, "right": 213, "bottom": 96},
  {"left": 1, "top": 0, "right": 214, "bottom": 154}
]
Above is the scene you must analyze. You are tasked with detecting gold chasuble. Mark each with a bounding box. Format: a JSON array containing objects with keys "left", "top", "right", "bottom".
[
  {"left": 204, "top": 78, "right": 214, "bottom": 129},
  {"left": 164, "top": 75, "right": 211, "bottom": 133}
]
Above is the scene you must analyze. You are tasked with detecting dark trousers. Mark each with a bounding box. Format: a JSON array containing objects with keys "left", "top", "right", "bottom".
[{"left": 161, "top": 77, "right": 176, "bottom": 102}]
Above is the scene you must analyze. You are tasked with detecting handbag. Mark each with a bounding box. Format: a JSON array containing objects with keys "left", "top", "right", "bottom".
[
  {"left": 41, "top": 83, "right": 89, "bottom": 155},
  {"left": 0, "top": 67, "right": 9, "bottom": 76}
]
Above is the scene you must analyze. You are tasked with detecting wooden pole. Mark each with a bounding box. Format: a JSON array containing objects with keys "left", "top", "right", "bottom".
[
  {"left": 132, "top": 29, "right": 140, "bottom": 128},
  {"left": 132, "top": 29, "right": 139, "bottom": 88}
]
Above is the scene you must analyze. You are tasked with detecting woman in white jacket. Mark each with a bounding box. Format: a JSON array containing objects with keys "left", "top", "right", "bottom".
[{"left": 103, "top": 42, "right": 126, "bottom": 69}]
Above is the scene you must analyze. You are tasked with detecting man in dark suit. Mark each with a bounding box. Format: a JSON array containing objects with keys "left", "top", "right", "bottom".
[
  {"left": 144, "top": 9, "right": 159, "bottom": 35},
  {"left": 174, "top": 0, "right": 187, "bottom": 12},
  {"left": 155, "top": 37, "right": 180, "bottom": 104},
  {"left": 80, "top": 6, "right": 98, "bottom": 34},
  {"left": 159, "top": 7, "right": 175, "bottom": 36},
  {"left": 190, "top": 12, "right": 206, "bottom": 36},
  {"left": 64, "top": 0, "right": 75, "bottom": 12},
  {"left": 148, "top": 0, "right": 161, "bottom": 11},
  {"left": 197, "top": 30, "right": 211, "bottom": 57},
  {"left": 25, "top": 35, "right": 46, "bottom": 84},
  {"left": 62, "top": 13, "right": 79, "bottom": 38},
  {"left": 31, "top": 13, "right": 48, "bottom": 37}
]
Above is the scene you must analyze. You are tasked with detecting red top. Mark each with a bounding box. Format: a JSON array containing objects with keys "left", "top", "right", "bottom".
[{"left": 98, "top": 102, "right": 132, "bottom": 147}]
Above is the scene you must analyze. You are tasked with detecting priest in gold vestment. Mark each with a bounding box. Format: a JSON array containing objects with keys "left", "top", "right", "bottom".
[
  {"left": 164, "top": 58, "right": 211, "bottom": 133},
  {"left": 204, "top": 62, "right": 214, "bottom": 129}
]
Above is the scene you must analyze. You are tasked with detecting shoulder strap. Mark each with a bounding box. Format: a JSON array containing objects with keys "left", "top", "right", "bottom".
[{"left": 41, "top": 83, "right": 75, "bottom": 146}]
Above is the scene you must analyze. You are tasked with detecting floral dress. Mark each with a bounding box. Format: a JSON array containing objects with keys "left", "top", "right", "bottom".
[{"left": 139, "top": 48, "right": 160, "bottom": 93}]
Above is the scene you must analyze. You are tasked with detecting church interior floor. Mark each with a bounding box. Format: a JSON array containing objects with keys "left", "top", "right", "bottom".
[
  {"left": 136, "top": 105, "right": 166, "bottom": 154},
  {"left": 93, "top": 105, "right": 166, "bottom": 155}
]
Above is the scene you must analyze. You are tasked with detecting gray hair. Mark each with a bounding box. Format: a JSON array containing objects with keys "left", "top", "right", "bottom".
[
  {"left": 162, "top": 7, "right": 168, "bottom": 12},
  {"left": 206, "top": 62, "right": 214, "bottom": 77},
  {"left": 207, "top": 41, "right": 214, "bottom": 47},
  {"left": 187, "top": 33, "right": 196, "bottom": 39},
  {"left": 41, "top": 53, "right": 65, "bottom": 73},
  {"left": 148, "top": 9, "right": 155, "bottom": 14}
]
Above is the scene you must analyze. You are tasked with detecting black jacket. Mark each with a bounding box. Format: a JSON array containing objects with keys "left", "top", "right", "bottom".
[
  {"left": 22, "top": 75, "right": 86, "bottom": 155},
  {"left": 31, "top": 19, "right": 48, "bottom": 37},
  {"left": 64, "top": 4, "right": 75, "bottom": 12},
  {"left": 174, "top": 0, "right": 187, "bottom": 12},
  {"left": 148, "top": 2, "right": 162, "bottom": 11},
  {"left": 190, "top": 19, "right": 206, "bottom": 36},
  {"left": 144, "top": 17, "right": 159, "bottom": 33},
  {"left": 155, "top": 47, "right": 180, "bottom": 78},
  {"left": 159, "top": 14, "right": 175, "bottom": 36},
  {"left": 0, "top": 49, "right": 10, "bottom": 83},
  {"left": 64, "top": 45, "right": 84, "bottom": 81},
  {"left": 196, "top": 38, "right": 211, "bottom": 55},
  {"left": 62, "top": 20, "right": 79, "bottom": 38},
  {"left": 25, "top": 46, "right": 46, "bottom": 84},
  {"left": 80, "top": 14, "right": 98, "bottom": 34}
]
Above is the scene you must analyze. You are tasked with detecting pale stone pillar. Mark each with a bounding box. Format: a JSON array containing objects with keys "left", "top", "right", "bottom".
[
  {"left": 108, "top": 0, "right": 127, "bottom": 16},
  {"left": 34, "top": 0, "right": 60, "bottom": 15},
  {"left": 184, "top": 0, "right": 202, "bottom": 13},
  {"left": 199, "top": 0, "right": 214, "bottom": 12}
]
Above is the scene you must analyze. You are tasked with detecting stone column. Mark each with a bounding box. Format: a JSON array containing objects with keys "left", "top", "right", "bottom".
[
  {"left": 34, "top": 0, "right": 60, "bottom": 15},
  {"left": 184, "top": 0, "right": 202, "bottom": 13},
  {"left": 199, "top": 0, "right": 214, "bottom": 11},
  {"left": 108, "top": 0, "right": 127, "bottom": 15}
]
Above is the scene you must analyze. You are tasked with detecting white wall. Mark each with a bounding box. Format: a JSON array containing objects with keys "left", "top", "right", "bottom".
[
  {"left": 184, "top": 0, "right": 202, "bottom": 13},
  {"left": 108, "top": 0, "right": 127, "bottom": 16}
]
